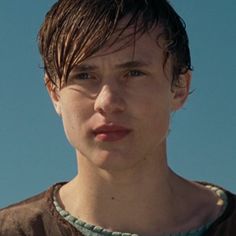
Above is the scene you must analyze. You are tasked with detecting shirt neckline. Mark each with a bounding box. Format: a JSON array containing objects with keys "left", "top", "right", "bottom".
[{"left": 50, "top": 182, "right": 229, "bottom": 236}]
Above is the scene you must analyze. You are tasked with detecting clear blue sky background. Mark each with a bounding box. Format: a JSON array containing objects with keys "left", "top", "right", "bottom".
[{"left": 0, "top": 1, "right": 235, "bottom": 208}]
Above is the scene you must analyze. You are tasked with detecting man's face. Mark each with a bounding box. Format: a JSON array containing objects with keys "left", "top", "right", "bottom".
[{"left": 48, "top": 23, "right": 190, "bottom": 171}]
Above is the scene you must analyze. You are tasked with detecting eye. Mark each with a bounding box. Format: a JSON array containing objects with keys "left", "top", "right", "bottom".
[
  {"left": 126, "top": 70, "right": 145, "bottom": 78},
  {"left": 76, "top": 72, "right": 91, "bottom": 80}
]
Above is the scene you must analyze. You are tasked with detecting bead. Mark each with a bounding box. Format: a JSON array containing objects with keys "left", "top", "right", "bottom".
[{"left": 93, "top": 226, "right": 104, "bottom": 232}]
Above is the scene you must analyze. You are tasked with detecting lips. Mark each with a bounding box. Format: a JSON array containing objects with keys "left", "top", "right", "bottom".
[{"left": 93, "top": 124, "right": 131, "bottom": 142}]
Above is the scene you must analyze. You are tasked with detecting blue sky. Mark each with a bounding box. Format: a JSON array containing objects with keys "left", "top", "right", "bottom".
[{"left": 0, "top": 0, "right": 236, "bottom": 208}]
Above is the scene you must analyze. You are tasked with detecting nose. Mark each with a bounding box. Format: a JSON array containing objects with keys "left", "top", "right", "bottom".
[{"left": 94, "top": 84, "right": 125, "bottom": 116}]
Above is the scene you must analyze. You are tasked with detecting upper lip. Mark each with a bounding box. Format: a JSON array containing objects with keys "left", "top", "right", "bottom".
[{"left": 93, "top": 124, "right": 131, "bottom": 134}]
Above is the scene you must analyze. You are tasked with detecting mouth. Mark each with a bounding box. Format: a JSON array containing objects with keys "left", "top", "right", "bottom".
[{"left": 92, "top": 124, "right": 132, "bottom": 142}]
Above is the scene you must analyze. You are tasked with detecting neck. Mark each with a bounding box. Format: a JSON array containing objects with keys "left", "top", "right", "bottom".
[
  {"left": 75, "top": 141, "right": 172, "bottom": 204},
  {"left": 61, "top": 144, "right": 171, "bottom": 232},
  {"left": 58, "top": 144, "right": 219, "bottom": 235}
]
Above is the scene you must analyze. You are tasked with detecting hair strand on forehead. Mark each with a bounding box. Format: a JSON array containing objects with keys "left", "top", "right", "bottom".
[{"left": 38, "top": 0, "right": 193, "bottom": 89}]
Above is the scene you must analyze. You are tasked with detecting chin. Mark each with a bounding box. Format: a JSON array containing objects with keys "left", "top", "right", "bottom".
[{"left": 86, "top": 149, "right": 141, "bottom": 172}]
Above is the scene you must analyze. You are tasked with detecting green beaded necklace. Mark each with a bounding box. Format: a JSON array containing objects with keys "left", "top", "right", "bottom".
[{"left": 53, "top": 184, "right": 227, "bottom": 236}]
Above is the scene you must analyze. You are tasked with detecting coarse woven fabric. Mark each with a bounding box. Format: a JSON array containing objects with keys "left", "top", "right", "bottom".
[{"left": 0, "top": 182, "right": 236, "bottom": 236}]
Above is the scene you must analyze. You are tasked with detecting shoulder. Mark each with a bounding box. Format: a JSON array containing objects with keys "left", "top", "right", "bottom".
[
  {"left": 207, "top": 187, "right": 236, "bottom": 235},
  {"left": 0, "top": 183, "right": 62, "bottom": 236}
]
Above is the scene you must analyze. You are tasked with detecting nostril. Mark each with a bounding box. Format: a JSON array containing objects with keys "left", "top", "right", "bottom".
[{"left": 95, "top": 107, "right": 106, "bottom": 115}]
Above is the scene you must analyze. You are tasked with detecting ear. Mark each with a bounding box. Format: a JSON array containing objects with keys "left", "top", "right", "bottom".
[
  {"left": 170, "top": 70, "right": 192, "bottom": 112},
  {"left": 44, "top": 75, "right": 61, "bottom": 116}
]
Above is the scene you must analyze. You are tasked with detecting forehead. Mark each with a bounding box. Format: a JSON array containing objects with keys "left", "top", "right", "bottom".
[{"left": 85, "top": 18, "right": 165, "bottom": 64}]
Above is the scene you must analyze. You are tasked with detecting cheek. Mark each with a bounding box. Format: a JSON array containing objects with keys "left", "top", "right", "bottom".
[
  {"left": 60, "top": 99, "right": 92, "bottom": 147},
  {"left": 131, "top": 86, "right": 171, "bottom": 117},
  {"left": 131, "top": 88, "right": 171, "bottom": 136}
]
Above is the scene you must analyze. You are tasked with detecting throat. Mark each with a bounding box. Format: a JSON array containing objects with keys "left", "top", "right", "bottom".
[
  {"left": 54, "top": 177, "right": 227, "bottom": 236},
  {"left": 55, "top": 172, "right": 178, "bottom": 234}
]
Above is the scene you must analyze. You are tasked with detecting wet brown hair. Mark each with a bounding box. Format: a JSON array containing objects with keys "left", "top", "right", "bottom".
[{"left": 38, "top": 0, "right": 192, "bottom": 88}]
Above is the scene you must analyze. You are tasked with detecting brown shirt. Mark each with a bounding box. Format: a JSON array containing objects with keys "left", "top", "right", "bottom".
[{"left": 0, "top": 182, "right": 236, "bottom": 236}]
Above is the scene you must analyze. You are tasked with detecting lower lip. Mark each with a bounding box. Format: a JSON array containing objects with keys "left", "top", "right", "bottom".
[{"left": 94, "top": 130, "right": 130, "bottom": 142}]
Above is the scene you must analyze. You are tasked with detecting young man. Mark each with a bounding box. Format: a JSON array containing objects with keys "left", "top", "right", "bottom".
[{"left": 0, "top": 0, "right": 235, "bottom": 235}]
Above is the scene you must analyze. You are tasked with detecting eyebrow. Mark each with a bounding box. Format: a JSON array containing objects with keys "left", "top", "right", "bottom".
[
  {"left": 116, "top": 60, "right": 150, "bottom": 69},
  {"left": 73, "top": 60, "right": 150, "bottom": 72}
]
